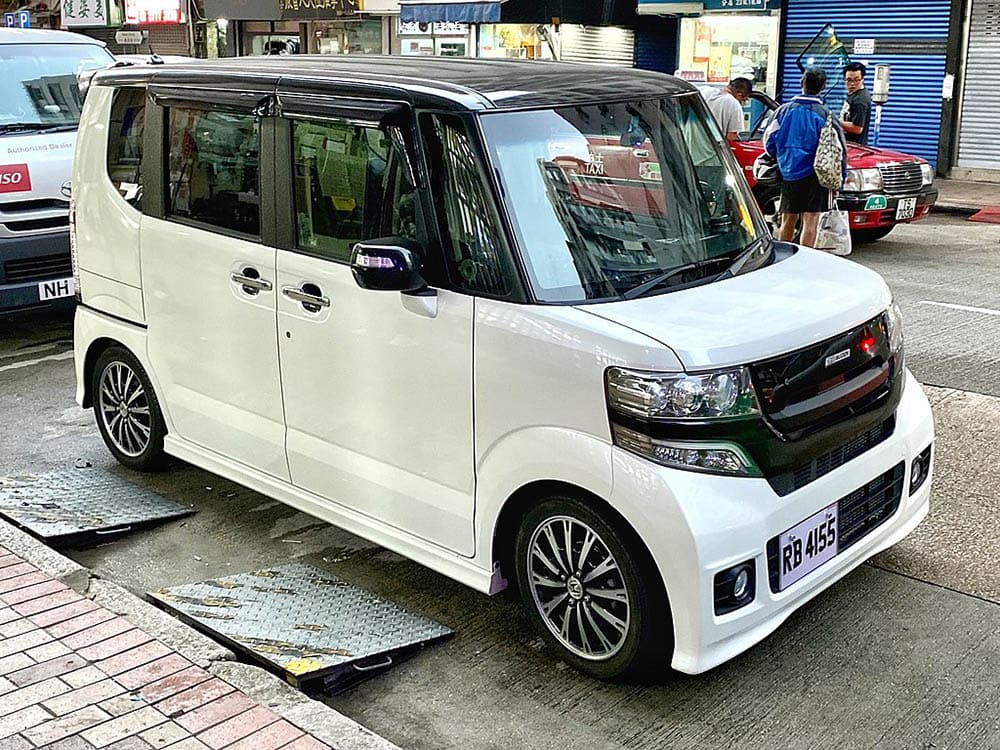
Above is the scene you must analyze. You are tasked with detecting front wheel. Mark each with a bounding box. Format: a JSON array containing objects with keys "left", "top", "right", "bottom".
[
  {"left": 852, "top": 225, "right": 895, "bottom": 244},
  {"left": 514, "top": 496, "right": 672, "bottom": 680},
  {"left": 92, "top": 346, "right": 167, "bottom": 471}
]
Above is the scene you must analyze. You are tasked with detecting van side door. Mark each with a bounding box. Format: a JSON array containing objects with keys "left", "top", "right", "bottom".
[
  {"left": 140, "top": 83, "right": 289, "bottom": 480},
  {"left": 273, "top": 94, "right": 476, "bottom": 555}
]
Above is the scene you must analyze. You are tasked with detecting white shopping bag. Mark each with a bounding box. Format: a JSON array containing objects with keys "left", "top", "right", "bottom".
[{"left": 814, "top": 209, "right": 853, "bottom": 256}]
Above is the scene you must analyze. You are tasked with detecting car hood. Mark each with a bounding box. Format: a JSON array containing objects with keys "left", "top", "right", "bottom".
[
  {"left": 575, "top": 247, "right": 892, "bottom": 370},
  {"left": 845, "top": 143, "right": 926, "bottom": 167},
  {"left": 0, "top": 130, "right": 77, "bottom": 202}
]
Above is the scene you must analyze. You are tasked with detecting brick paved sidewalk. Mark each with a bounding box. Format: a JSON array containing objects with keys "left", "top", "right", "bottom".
[{"left": 0, "top": 546, "right": 331, "bottom": 750}]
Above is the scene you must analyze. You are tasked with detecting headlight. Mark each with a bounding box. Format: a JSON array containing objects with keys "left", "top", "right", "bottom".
[
  {"left": 605, "top": 367, "right": 759, "bottom": 420},
  {"left": 920, "top": 163, "right": 934, "bottom": 186},
  {"left": 611, "top": 425, "right": 762, "bottom": 477},
  {"left": 842, "top": 168, "right": 883, "bottom": 193},
  {"left": 885, "top": 302, "right": 904, "bottom": 353}
]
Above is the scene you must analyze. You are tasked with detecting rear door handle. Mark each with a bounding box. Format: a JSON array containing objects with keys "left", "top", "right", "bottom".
[
  {"left": 282, "top": 284, "right": 330, "bottom": 311},
  {"left": 231, "top": 270, "right": 272, "bottom": 294}
]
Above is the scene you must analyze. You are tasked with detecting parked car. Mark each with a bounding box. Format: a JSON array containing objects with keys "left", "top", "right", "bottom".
[
  {"left": 0, "top": 29, "right": 114, "bottom": 313},
  {"left": 72, "top": 57, "right": 934, "bottom": 680},
  {"left": 731, "top": 90, "right": 938, "bottom": 243}
]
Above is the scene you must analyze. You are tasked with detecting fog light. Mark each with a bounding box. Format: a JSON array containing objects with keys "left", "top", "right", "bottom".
[
  {"left": 853, "top": 214, "right": 867, "bottom": 224},
  {"left": 910, "top": 444, "right": 932, "bottom": 495},
  {"left": 714, "top": 560, "right": 756, "bottom": 615}
]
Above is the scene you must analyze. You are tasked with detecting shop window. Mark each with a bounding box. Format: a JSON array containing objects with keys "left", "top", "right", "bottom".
[
  {"left": 292, "top": 119, "right": 396, "bottom": 263},
  {"left": 423, "top": 114, "right": 514, "bottom": 297},
  {"left": 166, "top": 107, "right": 260, "bottom": 237},
  {"left": 106, "top": 87, "right": 145, "bottom": 209}
]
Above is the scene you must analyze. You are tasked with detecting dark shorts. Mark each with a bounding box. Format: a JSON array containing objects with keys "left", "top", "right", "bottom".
[{"left": 781, "top": 173, "right": 833, "bottom": 214}]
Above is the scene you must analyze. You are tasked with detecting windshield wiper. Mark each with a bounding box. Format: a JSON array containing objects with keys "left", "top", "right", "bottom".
[
  {"left": 0, "top": 123, "right": 76, "bottom": 135},
  {"left": 621, "top": 255, "right": 732, "bottom": 300},
  {"left": 713, "top": 235, "right": 773, "bottom": 282}
]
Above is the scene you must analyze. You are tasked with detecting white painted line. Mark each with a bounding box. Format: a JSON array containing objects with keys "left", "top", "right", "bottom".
[
  {"left": 0, "top": 342, "right": 63, "bottom": 360},
  {"left": 918, "top": 301, "right": 1000, "bottom": 317},
  {"left": 0, "top": 350, "right": 75, "bottom": 373}
]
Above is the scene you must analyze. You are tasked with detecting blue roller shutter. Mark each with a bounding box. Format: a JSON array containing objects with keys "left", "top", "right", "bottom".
[{"left": 781, "top": 0, "right": 950, "bottom": 167}]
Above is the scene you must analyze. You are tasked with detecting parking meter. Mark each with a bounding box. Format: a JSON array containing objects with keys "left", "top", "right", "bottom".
[{"left": 871, "top": 64, "right": 890, "bottom": 146}]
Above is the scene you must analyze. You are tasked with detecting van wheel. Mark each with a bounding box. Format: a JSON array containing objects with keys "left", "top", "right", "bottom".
[
  {"left": 92, "top": 346, "right": 167, "bottom": 471},
  {"left": 514, "top": 496, "right": 672, "bottom": 680}
]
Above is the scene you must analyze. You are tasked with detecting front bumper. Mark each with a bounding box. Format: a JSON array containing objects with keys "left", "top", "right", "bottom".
[
  {"left": 838, "top": 187, "right": 939, "bottom": 230},
  {"left": 609, "top": 369, "right": 934, "bottom": 674},
  {"left": 0, "top": 231, "right": 74, "bottom": 313}
]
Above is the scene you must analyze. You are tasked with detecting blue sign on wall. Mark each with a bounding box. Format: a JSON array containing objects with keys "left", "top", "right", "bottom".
[
  {"left": 18, "top": 10, "right": 29, "bottom": 26},
  {"left": 4, "top": 12, "right": 15, "bottom": 26}
]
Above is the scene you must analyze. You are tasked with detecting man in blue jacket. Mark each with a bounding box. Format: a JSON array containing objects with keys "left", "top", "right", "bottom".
[{"left": 763, "top": 67, "right": 848, "bottom": 248}]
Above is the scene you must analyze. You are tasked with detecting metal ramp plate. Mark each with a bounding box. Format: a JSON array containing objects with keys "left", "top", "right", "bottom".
[
  {"left": 149, "top": 563, "right": 453, "bottom": 691},
  {"left": 0, "top": 470, "right": 194, "bottom": 546}
]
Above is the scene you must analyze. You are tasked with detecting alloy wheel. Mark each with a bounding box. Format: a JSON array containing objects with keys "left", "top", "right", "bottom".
[
  {"left": 526, "top": 515, "right": 631, "bottom": 660},
  {"left": 98, "top": 361, "right": 152, "bottom": 458}
]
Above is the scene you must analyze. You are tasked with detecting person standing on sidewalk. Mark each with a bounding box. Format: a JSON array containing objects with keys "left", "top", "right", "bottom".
[
  {"left": 698, "top": 78, "right": 753, "bottom": 141},
  {"left": 762, "top": 67, "right": 847, "bottom": 248},
  {"left": 840, "top": 61, "right": 872, "bottom": 144}
]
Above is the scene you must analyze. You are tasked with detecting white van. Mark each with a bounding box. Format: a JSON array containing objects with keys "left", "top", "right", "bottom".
[
  {"left": 0, "top": 29, "right": 113, "bottom": 312},
  {"left": 72, "top": 57, "right": 934, "bottom": 680}
]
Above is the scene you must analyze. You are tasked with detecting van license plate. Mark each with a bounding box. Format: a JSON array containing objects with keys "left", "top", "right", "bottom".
[
  {"left": 778, "top": 503, "right": 838, "bottom": 591},
  {"left": 38, "top": 277, "right": 75, "bottom": 301},
  {"left": 895, "top": 198, "right": 917, "bottom": 220}
]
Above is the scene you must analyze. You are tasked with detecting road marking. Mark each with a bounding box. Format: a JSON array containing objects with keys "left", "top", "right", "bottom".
[
  {"left": 0, "top": 350, "right": 74, "bottom": 373},
  {"left": 0, "top": 342, "right": 65, "bottom": 360},
  {"left": 918, "top": 301, "right": 1000, "bottom": 317}
]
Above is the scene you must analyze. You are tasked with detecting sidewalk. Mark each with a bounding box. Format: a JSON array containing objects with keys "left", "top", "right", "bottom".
[
  {"left": 935, "top": 177, "right": 1000, "bottom": 214},
  {"left": 0, "top": 545, "right": 330, "bottom": 750}
]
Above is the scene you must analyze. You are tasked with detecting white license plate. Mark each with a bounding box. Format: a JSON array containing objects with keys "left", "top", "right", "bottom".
[
  {"left": 777, "top": 503, "right": 838, "bottom": 590},
  {"left": 896, "top": 197, "right": 917, "bottom": 220},
  {"left": 38, "top": 277, "right": 75, "bottom": 301}
]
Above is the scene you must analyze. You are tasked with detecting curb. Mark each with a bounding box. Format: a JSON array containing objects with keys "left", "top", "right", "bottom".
[
  {"left": 934, "top": 203, "right": 981, "bottom": 216},
  {"left": 0, "top": 517, "right": 400, "bottom": 750}
]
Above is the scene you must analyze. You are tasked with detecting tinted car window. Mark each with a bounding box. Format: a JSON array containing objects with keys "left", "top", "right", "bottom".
[
  {"left": 166, "top": 107, "right": 260, "bottom": 237},
  {"left": 106, "top": 87, "right": 144, "bottom": 209}
]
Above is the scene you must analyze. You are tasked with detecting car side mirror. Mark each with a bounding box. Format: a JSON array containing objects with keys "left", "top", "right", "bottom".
[{"left": 350, "top": 237, "right": 429, "bottom": 294}]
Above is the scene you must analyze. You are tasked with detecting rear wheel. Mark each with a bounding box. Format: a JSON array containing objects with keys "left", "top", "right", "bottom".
[
  {"left": 514, "top": 495, "right": 672, "bottom": 680},
  {"left": 92, "top": 346, "right": 167, "bottom": 471},
  {"left": 852, "top": 225, "right": 895, "bottom": 244}
]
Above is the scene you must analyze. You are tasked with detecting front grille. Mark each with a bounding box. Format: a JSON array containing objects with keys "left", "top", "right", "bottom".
[
  {"left": 0, "top": 199, "right": 69, "bottom": 213},
  {"left": 878, "top": 163, "right": 922, "bottom": 194},
  {"left": 4, "top": 253, "right": 72, "bottom": 283},
  {"left": 766, "top": 462, "right": 905, "bottom": 592},
  {"left": 3, "top": 216, "right": 69, "bottom": 233},
  {"left": 768, "top": 416, "right": 896, "bottom": 496}
]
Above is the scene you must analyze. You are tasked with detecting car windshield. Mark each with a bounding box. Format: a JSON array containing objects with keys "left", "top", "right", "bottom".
[
  {"left": 0, "top": 43, "right": 113, "bottom": 130},
  {"left": 479, "top": 94, "right": 768, "bottom": 303}
]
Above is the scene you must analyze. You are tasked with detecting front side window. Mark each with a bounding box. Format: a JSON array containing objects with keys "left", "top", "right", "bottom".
[
  {"left": 107, "top": 88, "right": 144, "bottom": 209},
  {"left": 0, "top": 43, "right": 113, "bottom": 131},
  {"left": 167, "top": 107, "right": 260, "bottom": 237},
  {"left": 479, "top": 95, "right": 767, "bottom": 303},
  {"left": 292, "top": 119, "right": 390, "bottom": 262}
]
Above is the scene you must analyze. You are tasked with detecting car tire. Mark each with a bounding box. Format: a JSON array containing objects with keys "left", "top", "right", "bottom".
[
  {"left": 852, "top": 226, "right": 895, "bottom": 244},
  {"left": 92, "top": 346, "right": 167, "bottom": 472},
  {"left": 514, "top": 495, "right": 672, "bottom": 680}
]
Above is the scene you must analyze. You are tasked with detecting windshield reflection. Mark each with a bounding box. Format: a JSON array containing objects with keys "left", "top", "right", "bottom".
[{"left": 480, "top": 94, "right": 766, "bottom": 303}]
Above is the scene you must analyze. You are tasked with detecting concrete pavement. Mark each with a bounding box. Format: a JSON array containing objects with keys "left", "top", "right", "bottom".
[{"left": 935, "top": 177, "right": 999, "bottom": 214}]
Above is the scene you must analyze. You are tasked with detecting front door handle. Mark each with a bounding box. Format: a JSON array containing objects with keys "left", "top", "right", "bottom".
[
  {"left": 282, "top": 284, "right": 330, "bottom": 312},
  {"left": 231, "top": 268, "right": 273, "bottom": 295}
]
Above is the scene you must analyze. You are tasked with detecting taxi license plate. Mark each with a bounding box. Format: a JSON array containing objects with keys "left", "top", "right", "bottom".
[
  {"left": 896, "top": 197, "right": 917, "bottom": 220},
  {"left": 38, "top": 277, "right": 75, "bottom": 301},
  {"left": 777, "top": 503, "right": 838, "bottom": 591}
]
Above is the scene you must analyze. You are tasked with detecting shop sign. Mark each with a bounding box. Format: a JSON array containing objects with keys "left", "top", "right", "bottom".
[
  {"left": 63, "top": 0, "right": 113, "bottom": 27},
  {"left": 853, "top": 38, "right": 876, "bottom": 55},
  {"left": 704, "top": 0, "right": 780, "bottom": 9},
  {"left": 116, "top": 30, "right": 145, "bottom": 44},
  {"left": 399, "top": 20, "right": 469, "bottom": 35},
  {"left": 280, "top": 0, "right": 361, "bottom": 19},
  {"left": 125, "top": 0, "right": 183, "bottom": 24}
]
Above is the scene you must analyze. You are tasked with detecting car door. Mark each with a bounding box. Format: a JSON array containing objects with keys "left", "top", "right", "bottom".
[
  {"left": 273, "top": 95, "right": 476, "bottom": 555},
  {"left": 140, "top": 84, "right": 289, "bottom": 480}
]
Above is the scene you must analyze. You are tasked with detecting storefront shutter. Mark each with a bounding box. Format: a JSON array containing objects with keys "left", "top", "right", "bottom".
[
  {"left": 957, "top": 0, "right": 1000, "bottom": 170},
  {"left": 559, "top": 25, "right": 635, "bottom": 67},
  {"left": 781, "top": 0, "right": 949, "bottom": 167}
]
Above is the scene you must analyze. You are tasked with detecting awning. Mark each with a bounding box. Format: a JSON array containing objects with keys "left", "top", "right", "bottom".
[{"left": 399, "top": 1, "right": 501, "bottom": 23}]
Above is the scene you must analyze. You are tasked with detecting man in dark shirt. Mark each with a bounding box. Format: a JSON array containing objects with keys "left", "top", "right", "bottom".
[{"left": 840, "top": 61, "right": 872, "bottom": 144}]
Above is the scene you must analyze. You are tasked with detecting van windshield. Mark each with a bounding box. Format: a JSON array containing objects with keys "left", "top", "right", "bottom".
[
  {"left": 479, "top": 94, "right": 768, "bottom": 303},
  {"left": 0, "top": 43, "right": 113, "bottom": 131}
]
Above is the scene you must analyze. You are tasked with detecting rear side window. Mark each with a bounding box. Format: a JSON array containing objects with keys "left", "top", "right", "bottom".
[
  {"left": 106, "top": 87, "right": 145, "bottom": 209},
  {"left": 166, "top": 107, "right": 261, "bottom": 237},
  {"left": 423, "top": 114, "right": 514, "bottom": 297}
]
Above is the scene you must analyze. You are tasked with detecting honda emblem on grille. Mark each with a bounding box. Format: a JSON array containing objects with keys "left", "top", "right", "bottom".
[
  {"left": 825, "top": 349, "right": 851, "bottom": 368},
  {"left": 61, "top": 181, "right": 72, "bottom": 198}
]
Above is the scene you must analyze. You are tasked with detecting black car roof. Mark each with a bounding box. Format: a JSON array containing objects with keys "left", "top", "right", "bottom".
[{"left": 94, "top": 55, "right": 695, "bottom": 111}]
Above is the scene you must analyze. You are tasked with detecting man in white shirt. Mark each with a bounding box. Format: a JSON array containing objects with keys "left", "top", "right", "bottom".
[{"left": 698, "top": 78, "right": 752, "bottom": 141}]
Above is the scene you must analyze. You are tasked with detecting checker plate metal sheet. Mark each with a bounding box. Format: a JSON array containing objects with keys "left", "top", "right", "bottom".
[
  {"left": 149, "top": 563, "right": 453, "bottom": 685},
  {"left": 0, "top": 470, "right": 194, "bottom": 544}
]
